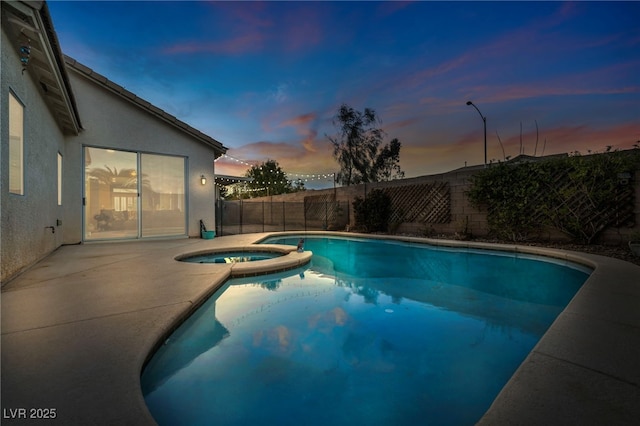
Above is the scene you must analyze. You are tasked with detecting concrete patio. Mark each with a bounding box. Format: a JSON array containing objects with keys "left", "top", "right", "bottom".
[{"left": 1, "top": 233, "right": 639, "bottom": 425}]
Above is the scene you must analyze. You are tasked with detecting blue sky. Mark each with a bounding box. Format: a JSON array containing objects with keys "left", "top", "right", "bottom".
[{"left": 48, "top": 1, "right": 640, "bottom": 188}]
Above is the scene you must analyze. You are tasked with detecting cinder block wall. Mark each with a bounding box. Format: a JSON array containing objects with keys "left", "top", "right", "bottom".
[
  {"left": 599, "top": 168, "right": 640, "bottom": 244},
  {"left": 243, "top": 165, "right": 640, "bottom": 244},
  {"left": 245, "top": 168, "right": 486, "bottom": 236}
]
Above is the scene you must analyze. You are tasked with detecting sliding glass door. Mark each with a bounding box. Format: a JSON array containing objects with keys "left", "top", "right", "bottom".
[
  {"left": 85, "top": 148, "right": 138, "bottom": 239},
  {"left": 84, "top": 147, "right": 186, "bottom": 240},
  {"left": 140, "top": 153, "right": 185, "bottom": 237}
]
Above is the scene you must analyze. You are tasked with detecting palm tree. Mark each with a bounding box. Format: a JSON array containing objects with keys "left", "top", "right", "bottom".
[
  {"left": 87, "top": 165, "right": 154, "bottom": 214},
  {"left": 88, "top": 165, "right": 145, "bottom": 189}
]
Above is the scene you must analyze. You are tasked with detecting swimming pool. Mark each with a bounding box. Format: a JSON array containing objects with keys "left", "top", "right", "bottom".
[{"left": 142, "top": 235, "right": 591, "bottom": 425}]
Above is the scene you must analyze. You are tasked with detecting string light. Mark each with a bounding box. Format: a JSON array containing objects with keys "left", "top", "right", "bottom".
[
  {"left": 214, "top": 153, "right": 336, "bottom": 182},
  {"left": 214, "top": 154, "right": 256, "bottom": 167}
]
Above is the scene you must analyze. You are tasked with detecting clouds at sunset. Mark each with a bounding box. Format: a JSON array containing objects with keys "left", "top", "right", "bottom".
[
  {"left": 163, "top": 1, "right": 326, "bottom": 56},
  {"left": 280, "top": 113, "right": 316, "bottom": 128},
  {"left": 48, "top": 1, "right": 640, "bottom": 189},
  {"left": 162, "top": 34, "right": 265, "bottom": 56}
]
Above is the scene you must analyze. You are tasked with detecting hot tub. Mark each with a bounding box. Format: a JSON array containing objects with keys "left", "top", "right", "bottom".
[
  {"left": 175, "top": 245, "right": 313, "bottom": 277},
  {"left": 180, "top": 251, "right": 283, "bottom": 264}
]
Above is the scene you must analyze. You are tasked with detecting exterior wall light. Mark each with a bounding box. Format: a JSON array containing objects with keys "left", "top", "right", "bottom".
[{"left": 200, "top": 175, "right": 207, "bottom": 185}]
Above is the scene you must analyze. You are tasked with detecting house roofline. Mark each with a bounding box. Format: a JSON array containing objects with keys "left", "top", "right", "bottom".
[
  {"left": 64, "top": 55, "right": 228, "bottom": 154},
  {"left": 39, "top": 1, "right": 82, "bottom": 131},
  {"left": 2, "top": 0, "right": 82, "bottom": 134}
]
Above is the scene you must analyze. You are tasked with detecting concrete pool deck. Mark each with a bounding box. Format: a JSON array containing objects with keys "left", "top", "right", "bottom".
[{"left": 1, "top": 232, "right": 639, "bottom": 425}]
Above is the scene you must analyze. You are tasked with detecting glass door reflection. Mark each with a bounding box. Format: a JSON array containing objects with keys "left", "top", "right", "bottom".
[{"left": 84, "top": 147, "right": 139, "bottom": 240}]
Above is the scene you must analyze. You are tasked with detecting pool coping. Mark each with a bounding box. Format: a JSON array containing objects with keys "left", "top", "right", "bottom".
[
  {"left": 174, "top": 244, "right": 313, "bottom": 277},
  {"left": 1, "top": 232, "right": 639, "bottom": 425}
]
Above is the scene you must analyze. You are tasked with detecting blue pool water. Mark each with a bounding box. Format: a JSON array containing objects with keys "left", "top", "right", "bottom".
[
  {"left": 181, "top": 251, "right": 282, "bottom": 263},
  {"left": 142, "top": 236, "right": 591, "bottom": 425}
]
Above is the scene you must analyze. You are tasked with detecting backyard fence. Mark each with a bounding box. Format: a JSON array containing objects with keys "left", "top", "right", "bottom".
[
  {"left": 215, "top": 199, "right": 350, "bottom": 236},
  {"left": 215, "top": 150, "right": 640, "bottom": 244},
  {"left": 215, "top": 181, "right": 451, "bottom": 237}
]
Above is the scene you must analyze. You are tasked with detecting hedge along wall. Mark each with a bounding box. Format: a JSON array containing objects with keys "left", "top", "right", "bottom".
[{"left": 243, "top": 152, "right": 640, "bottom": 244}]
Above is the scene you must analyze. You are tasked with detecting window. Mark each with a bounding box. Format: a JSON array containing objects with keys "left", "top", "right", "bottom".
[
  {"left": 57, "top": 153, "right": 63, "bottom": 205},
  {"left": 9, "top": 92, "right": 24, "bottom": 195}
]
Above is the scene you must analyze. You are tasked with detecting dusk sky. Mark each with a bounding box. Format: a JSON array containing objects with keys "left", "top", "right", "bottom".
[{"left": 48, "top": 1, "right": 640, "bottom": 188}]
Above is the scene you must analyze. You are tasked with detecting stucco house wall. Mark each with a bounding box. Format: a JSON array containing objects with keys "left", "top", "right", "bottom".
[
  {"left": 62, "top": 60, "right": 220, "bottom": 244},
  {"left": 1, "top": 1, "right": 226, "bottom": 284},
  {"left": 1, "top": 24, "right": 67, "bottom": 282}
]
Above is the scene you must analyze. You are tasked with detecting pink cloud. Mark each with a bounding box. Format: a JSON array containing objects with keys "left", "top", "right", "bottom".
[
  {"left": 464, "top": 63, "right": 640, "bottom": 105},
  {"left": 218, "top": 121, "right": 640, "bottom": 185},
  {"left": 383, "top": 117, "right": 422, "bottom": 133},
  {"left": 214, "top": 161, "right": 249, "bottom": 178},
  {"left": 481, "top": 84, "right": 640, "bottom": 105},
  {"left": 376, "top": 1, "right": 414, "bottom": 17},
  {"left": 462, "top": 121, "right": 640, "bottom": 163},
  {"left": 280, "top": 113, "right": 316, "bottom": 128},
  {"left": 163, "top": 32, "right": 265, "bottom": 55},
  {"left": 206, "top": 1, "right": 273, "bottom": 30},
  {"left": 162, "top": 2, "right": 275, "bottom": 55},
  {"left": 277, "top": 112, "right": 321, "bottom": 153},
  {"left": 396, "top": 16, "right": 551, "bottom": 92},
  {"left": 301, "top": 129, "right": 319, "bottom": 153},
  {"left": 402, "top": 53, "right": 474, "bottom": 90},
  {"left": 557, "top": 1, "right": 579, "bottom": 21},
  {"left": 392, "top": 2, "right": 599, "bottom": 97},
  {"left": 280, "top": 7, "right": 324, "bottom": 52},
  {"left": 165, "top": 2, "right": 325, "bottom": 56},
  {"left": 518, "top": 122, "right": 640, "bottom": 156},
  {"left": 397, "top": 121, "right": 640, "bottom": 178},
  {"left": 216, "top": 138, "right": 336, "bottom": 179}
]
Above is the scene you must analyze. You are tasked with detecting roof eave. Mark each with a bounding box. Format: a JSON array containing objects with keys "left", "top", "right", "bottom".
[
  {"left": 64, "top": 56, "right": 228, "bottom": 154},
  {"left": 2, "top": 1, "right": 82, "bottom": 135}
]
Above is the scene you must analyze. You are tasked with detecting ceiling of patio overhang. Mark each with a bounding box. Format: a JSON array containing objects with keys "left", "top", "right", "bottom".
[{"left": 2, "top": 0, "right": 81, "bottom": 135}]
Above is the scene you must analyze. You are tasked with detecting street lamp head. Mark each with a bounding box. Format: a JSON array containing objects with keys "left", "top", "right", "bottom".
[{"left": 465, "top": 100, "right": 487, "bottom": 167}]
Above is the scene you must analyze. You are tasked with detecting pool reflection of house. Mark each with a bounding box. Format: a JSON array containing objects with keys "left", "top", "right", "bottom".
[
  {"left": 142, "top": 295, "right": 230, "bottom": 393},
  {"left": 1, "top": 1, "right": 227, "bottom": 283}
]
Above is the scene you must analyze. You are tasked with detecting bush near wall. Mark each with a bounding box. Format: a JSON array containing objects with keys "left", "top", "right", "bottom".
[
  {"left": 353, "top": 189, "right": 392, "bottom": 232},
  {"left": 466, "top": 149, "right": 640, "bottom": 243}
]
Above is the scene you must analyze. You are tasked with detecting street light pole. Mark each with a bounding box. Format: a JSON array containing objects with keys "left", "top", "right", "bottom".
[{"left": 466, "top": 101, "right": 487, "bottom": 167}]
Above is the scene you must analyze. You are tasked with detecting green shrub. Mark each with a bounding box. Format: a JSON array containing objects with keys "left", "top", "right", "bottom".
[
  {"left": 466, "top": 161, "right": 544, "bottom": 241},
  {"left": 353, "top": 189, "right": 392, "bottom": 232},
  {"left": 466, "top": 149, "right": 639, "bottom": 243}
]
